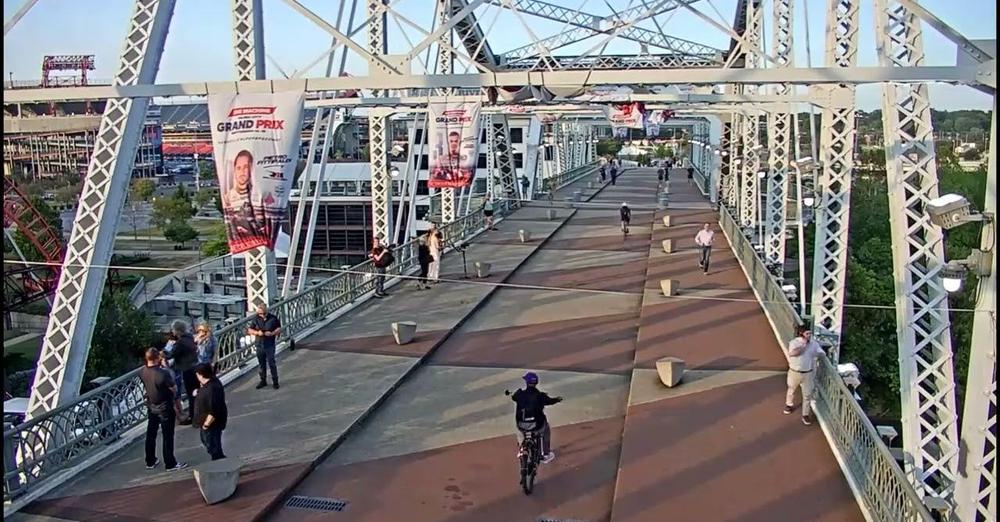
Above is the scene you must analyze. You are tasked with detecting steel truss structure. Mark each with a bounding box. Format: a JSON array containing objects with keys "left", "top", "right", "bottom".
[
  {"left": 876, "top": 0, "right": 959, "bottom": 507},
  {"left": 5, "top": 1, "right": 995, "bottom": 519},
  {"left": 809, "top": 0, "right": 860, "bottom": 361}
]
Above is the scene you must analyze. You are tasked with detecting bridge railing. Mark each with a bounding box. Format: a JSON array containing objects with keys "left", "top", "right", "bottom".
[
  {"left": 718, "top": 204, "right": 932, "bottom": 522},
  {"left": 540, "top": 163, "right": 597, "bottom": 194},
  {"left": 3, "top": 204, "right": 496, "bottom": 504}
]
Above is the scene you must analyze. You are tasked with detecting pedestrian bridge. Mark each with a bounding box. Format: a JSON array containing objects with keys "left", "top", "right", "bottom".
[{"left": 4, "top": 166, "right": 927, "bottom": 522}]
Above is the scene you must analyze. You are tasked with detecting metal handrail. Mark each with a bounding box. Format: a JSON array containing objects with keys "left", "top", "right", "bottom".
[
  {"left": 718, "top": 203, "right": 932, "bottom": 522},
  {"left": 3, "top": 203, "right": 497, "bottom": 502},
  {"left": 541, "top": 163, "right": 597, "bottom": 193}
]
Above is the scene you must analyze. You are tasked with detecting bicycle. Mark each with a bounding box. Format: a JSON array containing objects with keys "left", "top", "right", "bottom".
[{"left": 506, "top": 390, "right": 543, "bottom": 495}]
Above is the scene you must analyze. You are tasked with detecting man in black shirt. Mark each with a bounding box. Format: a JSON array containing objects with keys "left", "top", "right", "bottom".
[
  {"left": 193, "top": 363, "right": 228, "bottom": 461},
  {"left": 248, "top": 302, "right": 282, "bottom": 389},
  {"left": 620, "top": 202, "right": 632, "bottom": 234},
  {"left": 511, "top": 372, "right": 562, "bottom": 464},
  {"left": 139, "top": 348, "right": 187, "bottom": 471}
]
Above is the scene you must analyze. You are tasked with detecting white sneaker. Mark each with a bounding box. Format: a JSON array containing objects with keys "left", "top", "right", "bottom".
[{"left": 541, "top": 452, "right": 556, "bottom": 464}]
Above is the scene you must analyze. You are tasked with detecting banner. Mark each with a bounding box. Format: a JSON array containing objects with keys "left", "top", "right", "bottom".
[
  {"left": 427, "top": 101, "right": 483, "bottom": 188},
  {"left": 645, "top": 124, "right": 660, "bottom": 137},
  {"left": 208, "top": 90, "right": 305, "bottom": 254},
  {"left": 603, "top": 102, "right": 645, "bottom": 130}
]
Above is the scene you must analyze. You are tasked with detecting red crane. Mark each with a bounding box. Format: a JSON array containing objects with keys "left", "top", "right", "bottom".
[
  {"left": 41, "top": 55, "right": 95, "bottom": 88},
  {"left": 3, "top": 181, "right": 65, "bottom": 283}
]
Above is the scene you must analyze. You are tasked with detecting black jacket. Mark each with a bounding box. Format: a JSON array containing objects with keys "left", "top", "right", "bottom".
[
  {"left": 418, "top": 244, "right": 432, "bottom": 265},
  {"left": 511, "top": 387, "right": 561, "bottom": 428},
  {"left": 620, "top": 207, "right": 632, "bottom": 221},
  {"left": 193, "top": 377, "right": 228, "bottom": 430}
]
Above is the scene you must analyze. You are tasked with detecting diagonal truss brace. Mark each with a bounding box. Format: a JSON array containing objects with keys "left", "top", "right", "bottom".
[
  {"left": 763, "top": 0, "right": 793, "bottom": 274},
  {"left": 27, "top": 0, "right": 176, "bottom": 417}
]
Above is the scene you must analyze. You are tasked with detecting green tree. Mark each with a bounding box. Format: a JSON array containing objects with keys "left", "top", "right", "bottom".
[
  {"left": 961, "top": 147, "right": 981, "bottom": 161},
  {"left": 151, "top": 194, "right": 195, "bottom": 230},
  {"left": 163, "top": 222, "right": 198, "bottom": 247},
  {"left": 173, "top": 184, "right": 191, "bottom": 204},
  {"left": 596, "top": 139, "right": 622, "bottom": 157},
  {"left": 193, "top": 188, "right": 216, "bottom": 209},
  {"left": 653, "top": 144, "right": 669, "bottom": 159},
  {"left": 201, "top": 224, "right": 230, "bottom": 257},
  {"left": 85, "top": 291, "right": 156, "bottom": 381},
  {"left": 131, "top": 179, "right": 156, "bottom": 202}
]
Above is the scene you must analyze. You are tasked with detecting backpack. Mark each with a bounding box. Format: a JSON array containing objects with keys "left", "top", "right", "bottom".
[{"left": 380, "top": 248, "right": 395, "bottom": 267}]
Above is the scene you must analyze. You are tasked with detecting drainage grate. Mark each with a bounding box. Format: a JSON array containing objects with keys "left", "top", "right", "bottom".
[{"left": 285, "top": 495, "right": 348, "bottom": 513}]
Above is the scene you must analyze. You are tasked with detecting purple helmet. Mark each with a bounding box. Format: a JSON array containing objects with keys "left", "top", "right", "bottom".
[{"left": 523, "top": 372, "right": 539, "bottom": 385}]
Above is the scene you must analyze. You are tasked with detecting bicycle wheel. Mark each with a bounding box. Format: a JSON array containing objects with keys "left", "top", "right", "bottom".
[{"left": 522, "top": 466, "right": 535, "bottom": 494}]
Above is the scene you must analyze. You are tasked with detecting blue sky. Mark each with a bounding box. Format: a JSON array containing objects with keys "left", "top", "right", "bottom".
[{"left": 3, "top": 0, "right": 995, "bottom": 110}]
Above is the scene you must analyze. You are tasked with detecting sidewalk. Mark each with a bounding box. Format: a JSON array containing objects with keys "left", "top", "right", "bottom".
[{"left": 18, "top": 184, "right": 588, "bottom": 522}]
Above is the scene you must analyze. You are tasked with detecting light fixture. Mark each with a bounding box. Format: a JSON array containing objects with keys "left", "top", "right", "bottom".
[
  {"left": 714, "top": 150, "right": 721, "bottom": 156},
  {"left": 940, "top": 249, "right": 993, "bottom": 292},
  {"left": 802, "top": 195, "right": 816, "bottom": 207},
  {"left": 927, "top": 193, "right": 991, "bottom": 230},
  {"left": 757, "top": 170, "right": 767, "bottom": 179},
  {"left": 389, "top": 166, "right": 400, "bottom": 178}
]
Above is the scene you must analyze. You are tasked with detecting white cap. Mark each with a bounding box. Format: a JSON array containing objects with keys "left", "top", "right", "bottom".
[{"left": 622, "top": 202, "right": 628, "bottom": 207}]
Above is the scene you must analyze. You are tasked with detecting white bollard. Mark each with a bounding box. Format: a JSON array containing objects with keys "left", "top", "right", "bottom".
[{"left": 392, "top": 321, "right": 417, "bottom": 345}]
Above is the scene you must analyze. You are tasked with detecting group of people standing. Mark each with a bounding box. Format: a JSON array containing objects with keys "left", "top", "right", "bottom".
[
  {"left": 598, "top": 157, "right": 621, "bottom": 185},
  {"left": 369, "top": 222, "right": 445, "bottom": 295}
]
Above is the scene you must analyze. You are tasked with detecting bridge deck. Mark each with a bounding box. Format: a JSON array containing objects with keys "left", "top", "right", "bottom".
[{"left": 19, "top": 169, "right": 862, "bottom": 522}]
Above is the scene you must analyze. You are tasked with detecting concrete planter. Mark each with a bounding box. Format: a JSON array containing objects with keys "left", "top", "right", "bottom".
[
  {"left": 660, "top": 279, "right": 678, "bottom": 297},
  {"left": 475, "top": 262, "right": 492, "bottom": 278},
  {"left": 662, "top": 239, "right": 673, "bottom": 254},
  {"left": 392, "top": 321, "right": 417, "bottom": 345},
  {"left": 573, "top": 190, "right": 583, "bottom": 202},
  {"left": 546, "top": 209, "right": 558, "bottom": 220},
  {"left": 656, "top": 357, "right": 686, "bottom": 387},
  {"left": 662, "top": 215, "right": 672, "bottom": 227},
  {"left": 519, "top": 229, "right": 532, "bottom": 243},
  {"left": 194, "top": 458, "right": 240, "bottom": 505}
]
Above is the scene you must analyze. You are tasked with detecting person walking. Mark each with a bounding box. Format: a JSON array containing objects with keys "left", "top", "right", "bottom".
[
  {"left": 140, "top": 348, "right": 187, "bottom": 471},
  {"left": 610, "top": 164, "right": 618, "bottom": 185},
  {"left": 248, "top": 302, "right": 282, "bottom": 390},
  {"left": 685, "top": 156, "right": 694, "bottom": 183},
  {"left": 599, "top": 165, "right": 607, "bottom": 183},
  {"left": 417, "top": 236, "right": 432, "bottom": 290},
  {"left": 369, "top": 236, "right": 390, "bottom": 298},
  {"left": 193, "top": 363, "right": 228, "bottom": 461},
  {"left": 784, "top": 325, "right": 825, "bottom": 425},
  {"left": 171, "top": 321, "right": 198, "bottom": 424},
  {"left": 483, "top": 198, "right": 496, "bottom": 230},
  {"left": 620, "top": 202, "right": 632, "bottom": 235},
  {"left": 427, "top": 223, "right": 443, "bottom": 284},
  {"left": 694, "top": 223, "right": 715, "bottom": 274},
  {"left": 194, "top": 322, "right": 217, "bottom": 367}
]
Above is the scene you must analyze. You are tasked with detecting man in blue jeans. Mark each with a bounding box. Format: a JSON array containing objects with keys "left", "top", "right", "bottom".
[
  {"left": 248, "top": 302, "right": 282, "bottom": 390},
  {"left": 139, "top": 348, "right": 187, "bottom": 471}
]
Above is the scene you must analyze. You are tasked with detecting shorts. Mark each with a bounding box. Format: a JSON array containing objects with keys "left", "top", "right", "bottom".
[{"left": 484, "top": 210, "right": 494, "bottom": 217}]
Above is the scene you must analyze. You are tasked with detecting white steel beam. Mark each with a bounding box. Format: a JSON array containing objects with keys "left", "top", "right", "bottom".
[
  {"left": 876, "top": 0, "right": 960, "bottom": 508},
  {"left": 491, "top": 114, "right": 519, "bottom": 205},
  {"left": 809, "top": 0, "right": 859, "bottom": 360},
  {"left": 368, "top": 108, "right": 392, "bottom": 240},
  {"left": 28, "top": 0, "right": 176, "bottom": 417},
  {"left": 737, "top": 2, "right": 763, "bottom": 231},
  {"left": 763, "top": 0, "right": 793, "bottom": 274},
  {"left": 955, "top": 98, "right": 997, "bottom": 522}
]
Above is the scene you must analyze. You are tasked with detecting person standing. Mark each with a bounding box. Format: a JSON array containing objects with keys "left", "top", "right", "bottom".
[
  {"left": 694, "top": 223, "right": 715, "bottom": 274},
  {"left": 171, "top": 321, "right": 199, "bottom": 424},
  {"left": 483, "top": 198, "right": 496, "bottom": 230},
  {"left": 610, "top": 164, "right": 619, "bottom": 185},
  {"left": 620, "top": 202, "right": 632, "bottom": 234},
  {"left": 369, "top": 236, "right": 389, "bottom": 298},
  {"left": 417, "top": 236, "right": 432, "bottom": 290},
  {"left": 599, "top": 165, "right": 607, "bottom": 182},
  {"left": 139, "top": 348, "right": 187, "bottom": 471},
  {"left": 248, "top": 303, "right": 282, "bottom": 390},
  {"left": 194, "top": 322, "right": 217, "bottom": 367},
  {"left": 784, "top": 325, "right": 825, "bottom": 425},
  {"left": 193, "top": 363, "right": 228, "bottom": 461},
  {"left": 427, "top": 223, "right": 443, "bottom": 284}
]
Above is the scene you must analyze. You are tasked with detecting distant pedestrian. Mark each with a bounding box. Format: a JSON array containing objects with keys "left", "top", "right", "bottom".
[
  {"left": 140, "top": 348, "right": 187, "bottom": 471},
  {"left": 483, "top": 198, "right": 496, "bottom": 230},
  {"left": 784, "top": 325, "right": 825, "bottom": 425},
  {"left": 520, "top": 176, "right": 530, "bottom": 199},
  {"left": 416, "top": 237, "right": 432, "bottom": 290},
  {"left": 694, "top": 223, "right": 715, "bottom": 274},
  {"left": 610, "top": 165, "right": 618, "bottom": 185},
  {"left": 171, "top": 320, "right": 199, "bottom": 423},
  {"left": 599, "top": 166, "right": 607, "bottom": 182},
  {"left": 193, "top": 363, "right": 228, "bottom": 461},
  {"left": 369, "top": 236, "right": 390, "bottom": 298},
  {"left": 427, "top": 223, "right": 443, "bottom": 284},
  {"left": 248, "top": 302, "right": 281, "bottom": 390},
  {"left": 657, "top": 166, "right": 665, "bottom": 183},
  {"left": 194, "top": 322, "right": 217, "bottom": 367}
]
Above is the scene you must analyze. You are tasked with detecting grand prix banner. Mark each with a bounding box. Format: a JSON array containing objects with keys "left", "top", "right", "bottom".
[
  {"left": 603, "top": 102, "right": 646, "bottom": 130},
  {"left": 208, "top": 90, "right": 305, "bottom": 254},
  {"left": 428, "top": 101, "right": 483, "bottom": 189}
]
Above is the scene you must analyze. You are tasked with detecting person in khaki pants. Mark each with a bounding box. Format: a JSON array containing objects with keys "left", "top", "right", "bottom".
[{"left": 784, "top": 325, "right": 824, "bottom": 425}]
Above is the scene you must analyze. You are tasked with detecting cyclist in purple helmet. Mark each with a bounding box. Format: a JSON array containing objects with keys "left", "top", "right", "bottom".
[{"left": 510, "top": 372, "right": 562, "bottom": 463}]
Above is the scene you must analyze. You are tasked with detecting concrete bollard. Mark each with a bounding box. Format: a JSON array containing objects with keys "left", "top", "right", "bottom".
[
  {"left": 573, "top": 190, "right": 583, "bottom": 202},
  {"left": 546, "top": 209, "right": 557, "bottom": 220},
  {"left": 662, "top": 239, "right": 673, "bottom": 253},
  {"left": 519, "top": 229, "right": 532, "bottom": 243},
  {"left": 194, "top": 458, "right": 241, "bottom": 505},
  {"left": 563, "top": 196, "right": 574, "bottom": 208},
  {"left": 656, "top": 357, "right": 686, "bottom": 387},
  {"left": 662, "top": 215, "right": 672, "bottom": 227},
  {"left": 660, "top": 279, "right": 679, "bottom": 297},
  {"left": 392, "top": 321, "right": 417, "bottom": 345},
  {"left": 587, "top": 181, "right": 596, "bottom": 189},
  {"left": 475, "top": 262, "right": 492, "bottom": 278}
]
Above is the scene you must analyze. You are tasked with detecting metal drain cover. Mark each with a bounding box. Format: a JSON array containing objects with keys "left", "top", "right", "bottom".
[{"left": 285, "top": 495, "right": 348, "bottom": 513}]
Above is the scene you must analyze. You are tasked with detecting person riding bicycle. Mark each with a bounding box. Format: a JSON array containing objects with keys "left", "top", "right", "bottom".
[
  {"left": 620, "top": 202, "right": 632, "bottom": 234},
  {"left": 511, "top": 372, "right": 562, "bottom": 464}
]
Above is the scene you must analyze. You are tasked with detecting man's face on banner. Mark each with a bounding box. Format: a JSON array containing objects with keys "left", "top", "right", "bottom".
[
  {"left": 234, "top": 154, "right": 252, "bottom": 189},
  {"left": 448, "top": 133, "right": 461, "bottom": 157}
]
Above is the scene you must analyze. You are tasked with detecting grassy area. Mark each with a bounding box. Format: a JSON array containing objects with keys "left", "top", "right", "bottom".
[
  {"left": 120, "top": 255, "right": 201, "bottom": 280},
  {"left": 4, "top": 334, "right": 42, "bottom": 372},
  {"left": 131, "top": 218, "right": 222, "bottom": 237}
]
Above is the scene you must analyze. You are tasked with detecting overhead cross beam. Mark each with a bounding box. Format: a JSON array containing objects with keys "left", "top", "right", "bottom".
[{"left": 491, "top": 0, "right": 723, "bottom": 65}]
